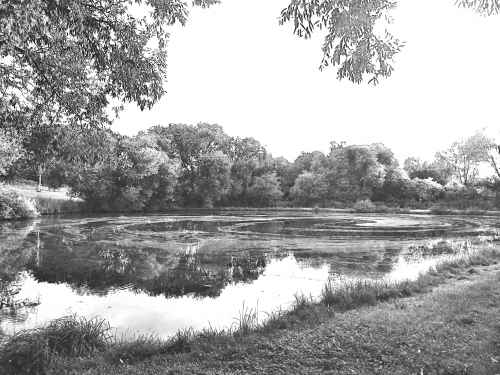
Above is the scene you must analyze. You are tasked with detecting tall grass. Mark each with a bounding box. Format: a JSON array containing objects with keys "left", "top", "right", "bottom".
[{"left": 0, "top": 315, "right": 111, "bottom": 374}]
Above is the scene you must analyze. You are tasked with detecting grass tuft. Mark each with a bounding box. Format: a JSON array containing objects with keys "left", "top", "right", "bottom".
[
  {"left": 231, "top": 301, "right": 260, "bottom": 337},
  {"left": 0, "top": 315, "right": 111, "bottom": 374}
]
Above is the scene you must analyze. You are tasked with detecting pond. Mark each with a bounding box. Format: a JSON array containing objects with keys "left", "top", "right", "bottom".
[{"left": 0, "top": 211, "right": 499, "bottom": 339}]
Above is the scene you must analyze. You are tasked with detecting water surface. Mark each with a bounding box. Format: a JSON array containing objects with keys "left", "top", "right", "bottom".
[{"left": 0, "top": 211, "right": 498, "bottom": 338}]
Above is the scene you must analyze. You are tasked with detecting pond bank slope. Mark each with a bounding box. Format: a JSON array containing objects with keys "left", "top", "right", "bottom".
[{"left": 55, "top": 256, "right": 500, "bottom": 375}]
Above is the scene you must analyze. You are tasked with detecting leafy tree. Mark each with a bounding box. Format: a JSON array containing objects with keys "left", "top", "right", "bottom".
[
  {"left": 197, "top": 151, "right": 232, "bottom": 207},
  {"left": 150, "top": 123, "right": 231, "bottom": 206},
  {"left": 270, "top": 156, "right": 294, "bottom": 199},
  {"left": 406, "top": 178, "right": 444, "bottom": 203},
  {"left": 326, "top": 144, "right": 385, "bottom": 199},
  {"left": 294, "top": 151, "right": 327, "bottom": 174},
  {"left": 476, "top": 176, "right": 500, "bottom": 204},
  {"left": 282, "top": 151, "right": 327, "bottom": 200},
  {"left": 456, "top": 0, "right": 500, "bottom": 15},
  {"left": 474, "top": 132, "right": 500, "bottom": 179},
  {"left": 247, "top": 172, "right": 282, "bottom": 207},
  {"left": 226, "top": 137, "right": 268, "bottom": 205},
  {"left": 278, "top": 0, "right": 405, "bottom": 84},
  {"left": 435, "top": 131, "right": 491, "bottom": 186},
  {"left": 0, "top": 133, "right": 22, "bottom": 177},
  {"left": 371, "top": 167, "right": 409, "bottom": 203},
  {"left": 290, "top": 171, "right": 328, "bottom": 206},
  {"left": 66, "top": 133, "right": 179, "bottom": 211},
  {"left": 278, "top": 0, "right": 496, "bottom": 84},
  {"left": 403, "top": 157, "right": 451, "bottom": 186},
  {"left": 0, "top": 0, "right": 220, "bottom": 172}
]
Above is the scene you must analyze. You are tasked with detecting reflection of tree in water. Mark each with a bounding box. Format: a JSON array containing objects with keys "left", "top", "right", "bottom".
[
  {"left": 0, "top": 221, "right": 41, "bottom": 311},
  {"left": 19, "top": 229, "right": 271, "bottom": 299}
]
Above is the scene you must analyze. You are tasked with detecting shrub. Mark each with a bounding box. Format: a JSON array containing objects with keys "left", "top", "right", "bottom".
[
  {"left": 353, "top": 199, "right": 376, "bottom": 212},
  {"left": 0, "top": 185, "right": 39, "bottom": 219}
]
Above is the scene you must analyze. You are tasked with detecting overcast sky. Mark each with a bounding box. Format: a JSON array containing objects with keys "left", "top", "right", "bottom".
[{"left": 112, "top": 0, "right": 500, "bottom": 164}]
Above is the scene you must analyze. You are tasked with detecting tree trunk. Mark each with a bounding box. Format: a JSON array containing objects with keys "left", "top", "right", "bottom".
[{"left": 37, "top": 165, "right": 42, "bottom": 192}]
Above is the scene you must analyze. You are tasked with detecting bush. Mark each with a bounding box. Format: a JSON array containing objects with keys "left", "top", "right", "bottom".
[
  {"left": 0, "top": 185, "right": 39, "bottom": 219},
  {"left": 353, "top": 199, "right": 376, "bottom": 212}
]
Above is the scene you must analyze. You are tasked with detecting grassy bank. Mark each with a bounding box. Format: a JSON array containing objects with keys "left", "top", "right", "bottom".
[
  {"left": 1, "top": 183, "right": 85, "bottom": 216},
  {"left": 1, "top": 241, "right": 499, "bottom": 374},
  {"left": 428, "top": 205, "right": 500, "bottom": 217}
]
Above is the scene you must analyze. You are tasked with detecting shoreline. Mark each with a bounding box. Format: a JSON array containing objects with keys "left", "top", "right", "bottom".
[{"left": 1, "top": 243, "right": 499, "bottom": 374}]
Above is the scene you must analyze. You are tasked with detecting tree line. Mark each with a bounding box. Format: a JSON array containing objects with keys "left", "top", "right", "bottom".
[{"left": 2, "top": 123, "right": 499, "bottom": 211}]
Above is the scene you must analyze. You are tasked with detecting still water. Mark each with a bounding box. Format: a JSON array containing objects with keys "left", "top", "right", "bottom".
[{"left": 0, "top": 211, "right": 498, "bottom": 339}]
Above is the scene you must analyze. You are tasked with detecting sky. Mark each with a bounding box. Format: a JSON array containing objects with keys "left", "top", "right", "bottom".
[{"left": 112, "top": 0, "right": 500, "bottom": 165}]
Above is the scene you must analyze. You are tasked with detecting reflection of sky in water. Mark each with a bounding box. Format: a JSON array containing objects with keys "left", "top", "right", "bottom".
[
  {"left": 4, "top": 255, "right": 330, "bottom": 338},
  {"left": 1, "top": 212, "right": 498, "bottom": 339}
]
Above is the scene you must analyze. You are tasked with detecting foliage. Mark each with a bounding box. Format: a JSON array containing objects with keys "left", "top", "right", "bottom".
[
  {"left": 371, "top": 167, "right": 408, "bottom": 203},
  {"left": 0, "top": 0, "right": 219, "bottom": 139},
  {"left": 456, "top": 0, "right": 500, "bottom": 15},
  {"left": 197, "top": 151, "right": 232, "bottom": 207},
  {"left": 290, "top": 171, "right": 328, "bottom": 206},
  {"left": 150, "top": 123, "right": 232, "bottom": 206},
  {"left": 0, "top": 133, "right": 22, "bottom": 176},
  {"left": 0, "top": 185, "right": 39, "bottom": 219},
  {"left": 278, "top": 0, "right": 405, "bottom": 84},
  {"left": 476, "top": 176, "right": 500, "bottom": 202},
  {"left": 480, "top": 135, "right": 500, "bottom": 179},
  {"left": 435, "top": 131, "right": 492, "bottom": 186},
  {"left": 66, "top": 133, "right": 179, "bottom": 212},
  {"left": 352, "top": 198, "right": 376, "bottom": 212},
  {"left": 403, "top": 157, "right": 451, "bottom": 185},
  {"left": 406, "top": 178, "right": 444, "bottom": 202},
  {"left": 247, "top": 172, "right": 282, "bottom": 207},
  {"left": 326, "top": 144, "right": 386, "bottom": 200}
]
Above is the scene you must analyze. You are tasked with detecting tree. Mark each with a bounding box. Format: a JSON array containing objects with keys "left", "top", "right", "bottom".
[
  {"left": 371, "top": 167, "right": 409, "bottom": 203},
  {"left": 0, "top": 133, "right": 22, "bottom": 177},
  {"left": 456, "top": 0, "right": 500, "bottom": 15},
  {"left": 326, "top": 144, "right": 386, "bottom": 199},
  {"left": 247, "top": 172, "right": 282, "bottom": 207},
  {"left": 197, "top": 151, "right": 232, "bottom": 207},
  {"left": 290, "top": 171, "right": 328, "bottom": 206},
  {"left": 149, "top": 123, "right": 232, "bottom": 206},
  {"left": 279, "top": 0, "right": 405, "bottom": 84},
  {"left": 226, "top": 137, "right": 268, "bottom": 205},
  {"left": 279, "top": 0, "right": 497, "bottom": 84},
  {"left": 406, "top": 178, "right": 444, "bottom": 203},
  {"left": 0, "top": 0, "right": 220, "bottom": 163},
  {"left": 403, "top": 157, "right": 451, "bottom": 186},
  {"left": 436, "top": 131, "right": 491, "bottom": 186},
  {"left": 66, "top": 133, "right": 179, "bottom": 211},
  {"left": 475, "top": 132, "right": 500, "bottom": 179}
]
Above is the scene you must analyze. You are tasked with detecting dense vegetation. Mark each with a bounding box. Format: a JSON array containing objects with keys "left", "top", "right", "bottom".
[
  {"left": 2, "top": 124, "right": 500, "bottom": 214},
  {"left": 2, "top": 0, "right": 499, "bottom": 216}
]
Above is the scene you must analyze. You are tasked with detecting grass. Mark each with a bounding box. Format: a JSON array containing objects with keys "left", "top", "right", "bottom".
[
  {"left": 0, "top": 315, "right": 111, "bottom": 374},
  {"left": 429, "top": 205, "right": 500, "bottom": 216},
  {"left": 1, "top": 240, "right": 499, "bottom": 374},
  {"left": 1, "top": 183, "right": 86, "bottom": 215}
]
